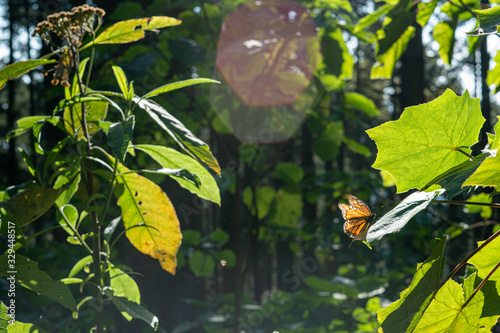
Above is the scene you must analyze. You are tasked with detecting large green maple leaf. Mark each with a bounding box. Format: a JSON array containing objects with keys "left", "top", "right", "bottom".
[{"left": 366, "top": 89, "right": 484, "bottom": 193}]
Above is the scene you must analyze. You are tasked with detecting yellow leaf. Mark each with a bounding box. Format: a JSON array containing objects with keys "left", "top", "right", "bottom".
[{"left": 115, "top": 163, "right": 182, "bottom": 275}]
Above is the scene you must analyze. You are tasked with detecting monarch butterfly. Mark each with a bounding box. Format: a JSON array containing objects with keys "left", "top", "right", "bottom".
[{"left": 338, "top": 195, "right": 375, "bottom": 240}]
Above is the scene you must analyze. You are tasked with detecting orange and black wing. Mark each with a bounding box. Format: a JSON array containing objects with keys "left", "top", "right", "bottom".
[{"left": 338, "top": 195, "right": 374, "bottom": 239}]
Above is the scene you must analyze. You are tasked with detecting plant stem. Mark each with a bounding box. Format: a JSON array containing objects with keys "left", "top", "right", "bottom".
[
  {"left": 57, "top": 206, "right": 93, "bottom": 253},
  {"left": 439, "top": 228, "right": 500, "bottom": 289},
  {"left": 73, "top": 46, "right": 103, "bottom": 333},
  {"left": 455, "top": 147, "right": 474, "bottom": 160},
  {"left": 462, "top": 260, "right": 500, "bottom": 309},
  {"left": 99, "top": 158, "right": 119, "bottom": 225},
  {"left": 431, "top": 199, "right": 500, "bottom": 208}
]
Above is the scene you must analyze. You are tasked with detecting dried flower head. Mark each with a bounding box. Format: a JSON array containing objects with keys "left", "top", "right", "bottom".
[{"left": 32, "top": 5, "right": 106, "bottom": 86}]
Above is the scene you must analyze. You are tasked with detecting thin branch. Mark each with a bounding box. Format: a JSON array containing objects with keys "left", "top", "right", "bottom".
[
  {"left": 431, "top": 199, "right": 500, "bottom": 209},
  {"left": 462, "top": 260, "right": 500, "bottom": 309},
  {"left": 438, "top": 228, "right": 500, "bottom": 290}
]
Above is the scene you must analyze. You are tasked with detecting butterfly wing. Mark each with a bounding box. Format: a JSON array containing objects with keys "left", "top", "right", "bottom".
[
  {"left": 343, "top": 219, "right": 370, "bottom": 239},
  {"left": 338, "top": 195, "right": 374, "bottom": 239}
]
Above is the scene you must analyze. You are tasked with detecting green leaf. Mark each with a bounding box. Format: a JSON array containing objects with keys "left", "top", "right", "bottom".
[
  {"left": 107, "top": 116, "right": 135, "bottom": 162},
  {"left": 376, "top": 0, "right": 415, "bottom": 56},
  {"left": 344, "top": 138, "right": 371, "bottom": 157},
  {"left": 181, "top": 229, "right": 201, "bottom": 246},
  {"left": 209, "top": 229, "right": 230, "bottom": 245},
  {"left": 0, "top": 253, "right": 77, "bottom": 311},
  {"left": 213, "top": 249, "right": 236, "bottom": 268},
  {"left": 314, "top": 121, "right": 343, "bottom": 161},
  {"left": 315, "top": 0, "right": 352, "bottom": 12},
  {"left": 0, "top": 59, "right": 55, "bottom": 90},
  {"left": 188, "top": 250, "right": 215, "bottom": 277},
  {"left": 7, "top": 116, "right": 60, "bottom": 140},
  {"left": 109, "top": 263, "right": 140, "bottom": 321},
  {"left": 416, "top": 0, "right": 439, "bottom": 27},
  {"left": 143, "top": 78, "right": 220, "bottom": 99},
  {"left": 468, "top": 235, "right": 500, "bottom": 282},
  {"left": 486, "top": 50, "right": 500, "bottom": 93},
  {"left": 303, "top": 275, "right": 358, "bottom": 298},
  {"left": 354, "top": 4, "right": 394, "bottom": 33},
  {"left": 134, "top": 144, "right": 220, "bottom": 205},
  {"left": 462, "top": 273, "right": 500, "bottom": 329},
  {"left": 377, "top": 236, "right": 446, "bottom": 333},
  {"left": 413, "top": 277, "right": 494, "bottom": 332},
  {"left": 422, "top": 154, "right": 487, "bottom": 199},
  {"left": 371, "top": 26, "right": 415, "bottom": 79},
  {"left": 134, "top": 98, "right": 221, "bottom": 175},
  {"left": 115, "top": 162, "right": 182, "bottom": 275},
  {"left": 0, "top": 186, "right": 64, "bottom": 227},
  {"left": 7, "top": 321, "right": 50, "bottom": 333},
  {"left": 366, "top": 190, "right": 444, "bottom": 244},
  {"left": 468, "top": 5, "right": 500, "bottom": 36},
  {"left": 54, "top": 171, "right": 81, "bottom": 208},
  {"left": 63, "top": 99, "right": 108, "bottom": 139},
  {"left": 269, "top": 189, "right": 302, "bottom": 228},
  {"left": 463, "top": 154, "right": 500, "bottom": 188},
  {"left": 0, "top": 302, "right": 9, "bottom": 329},
  {"left": 366, "top": 89, "right": 484, "bottom": 193},
  {"left": 68, "top": 255, "right": 92, "bottom": 278},
  {"left": 433, "top": 20, "right": 457, "bottom": 65},
  {"left": 104, "top": 216, "right": 121, "bottom": 242},
  {"left": 320, "top": 28, "right": 353, "bottom": 80},
  {"left": 81, "top": 16, "right": 182, "bottom": 50},
  {"left": 105, "top": 289, "right": 158, "bottom": 330},
  {"left": 273, "top": 162, "right": 304, "bottom": 183},
  {"left": 243, "top": 186, "right": 276, "bottom": 219},
  {"left": 111, "top": 65, "right": 129, "bottom": 98},
  {"left": 344, "top": 92, "right": 379, "bottom": 116},
  {"left": 56, "top": 204, "right": 78, "bottom": 236},
  {"left": 465, "top": 193, "right": 492, "bottom": 219}
]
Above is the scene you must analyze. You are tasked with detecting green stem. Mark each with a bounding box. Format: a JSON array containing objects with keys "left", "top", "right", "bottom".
[
  {"left": 99, "top": 158, "right": 119, "bottom": 226},
  {"left": 73, "top": 45, "right": 103, "bottom": 333},
  {"left": 57, "top": 206, "right": 93, "bottom": 253}
]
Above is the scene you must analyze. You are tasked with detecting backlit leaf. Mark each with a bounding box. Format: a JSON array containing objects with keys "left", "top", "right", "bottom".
[
  {"left": 0, "top": 59, "right": 55, "bottom": 90},
  {"left": 115, "top": 162, "right": 182, "bottom": 275},
  {"left": 377, "top": 236, "right": 446, "bottom": 332},
  {"left": 371, "top": 26, "right": 415, "bottom": 79},
  {"left": 109, "top": 263, "right": 140, "bottom": 321},
  {"left": 486, "top": 50, "right": 500, "bottom": 93},
  {"left": 7, "top": 321, "right": 50, "bottom": 333},
  {"left": 344, "top": 92, "right": 379, "bottom": 116},
  {"left": 81, "top": 16, "right": 181, "bottom": 50},
  {"left": 413, "top": 278, "right": 493, "bottom": 332},
  {"left": 143, "top": 78, "right": 220, "bottom": 99},
  {"left": 433, "top": 20, "right": 457, "bottom": 65},
  {"left": 133, "top": 144, "right": 220, "bottom": 205},
  {"left": 376, "top": 0, "right": 415, "bottom": 56},
  {"left": 63, "top": 100, "right": 108, "bottom": 139},
  {"left": 134, "top": 98, "right": 221, "bottom": 175},
  {"left": 463, "top": 154, "right": 500, "bottom": 188},
  {"left": 366, "top": 89, "right": 484, "bottom": 193}
]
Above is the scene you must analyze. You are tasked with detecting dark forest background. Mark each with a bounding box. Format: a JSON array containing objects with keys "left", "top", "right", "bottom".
[{"left": 1, "top": 0, "right": 499, "bottom": 332}]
